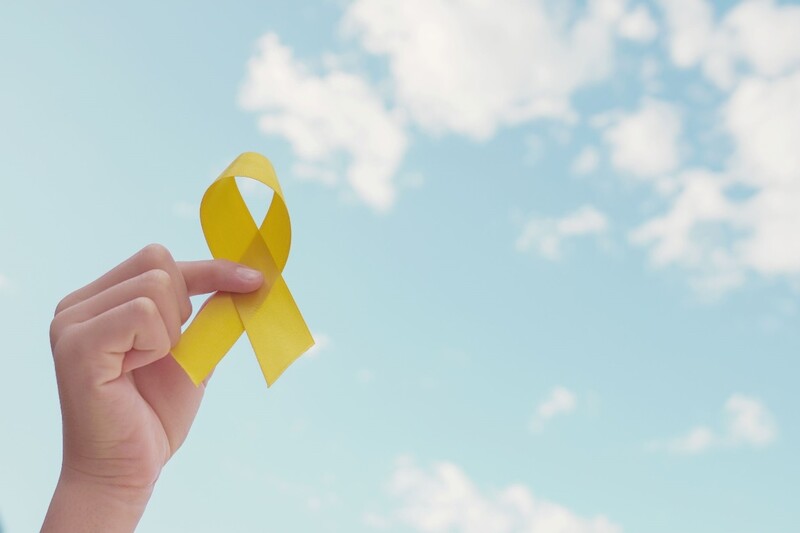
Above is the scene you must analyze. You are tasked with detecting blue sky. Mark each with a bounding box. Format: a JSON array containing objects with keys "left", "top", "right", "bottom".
[{"left": 1, "top": 0, "right": 799, "bottom": 532}]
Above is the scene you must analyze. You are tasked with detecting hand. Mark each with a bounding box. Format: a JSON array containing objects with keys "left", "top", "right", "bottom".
[{"left": 42, "top": 244, "right": 264, "bottom": 532}]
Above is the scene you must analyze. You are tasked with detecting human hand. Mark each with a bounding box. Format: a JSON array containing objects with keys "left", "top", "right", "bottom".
[{"left": 41, "top": 244, "right": 263, "bottom": 532}]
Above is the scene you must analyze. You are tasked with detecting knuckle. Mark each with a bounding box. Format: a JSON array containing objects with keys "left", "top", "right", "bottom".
[
  {"left": 52, "top": 323, "right": 84, "bottom": 363},
  {"left": 54, "top": 294, "right": 74, "bottom": 316},
  {"left": 138, "top": 243, "right": 174, "bottom": 269},
  {"left": 130, "top": 296, "right": 159, "bottom": 320},
  {"left": 141, "top": 268, "right": 172, "bottom": 292}
]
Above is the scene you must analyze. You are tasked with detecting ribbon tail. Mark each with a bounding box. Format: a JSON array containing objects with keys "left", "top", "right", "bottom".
[{"left": 237, "top": 276, "right": 314, "bottom": 386}]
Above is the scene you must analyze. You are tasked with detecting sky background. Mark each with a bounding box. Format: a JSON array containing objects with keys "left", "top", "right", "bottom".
[{"left": 1, "top": 0, "right": 799, "bottom": 532}]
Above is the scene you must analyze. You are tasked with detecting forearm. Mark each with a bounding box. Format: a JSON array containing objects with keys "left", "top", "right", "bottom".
[{"left": 41, "top": 467, "right": 152, "bottom": 533}]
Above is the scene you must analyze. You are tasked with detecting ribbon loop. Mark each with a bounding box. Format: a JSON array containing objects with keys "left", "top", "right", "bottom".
[{"left": 171, "top": 152, "right": 314, "bottom": 386}]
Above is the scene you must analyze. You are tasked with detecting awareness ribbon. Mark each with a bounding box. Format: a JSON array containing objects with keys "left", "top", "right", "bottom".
[{"left": 171, "top": 152, "right": 314, "bottom": 386}]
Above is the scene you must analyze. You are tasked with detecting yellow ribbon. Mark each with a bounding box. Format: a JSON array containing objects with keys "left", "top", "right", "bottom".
[{"left": 171, "top": 152, "right": 314, "bottom": 386}]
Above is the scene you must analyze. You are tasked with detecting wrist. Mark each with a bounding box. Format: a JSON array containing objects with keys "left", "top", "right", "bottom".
[{"left": 42, "top": 466, "right": 153, "bottom": 533}]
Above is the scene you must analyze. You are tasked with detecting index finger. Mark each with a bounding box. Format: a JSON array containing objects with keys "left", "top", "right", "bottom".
[{"left": 177, "top": 260, "right": 264, "bottom": 296}]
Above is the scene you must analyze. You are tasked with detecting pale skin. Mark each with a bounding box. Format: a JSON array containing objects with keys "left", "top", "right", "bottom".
[{"left": 41, "top": 244, "right": 265, "bottom": 532}]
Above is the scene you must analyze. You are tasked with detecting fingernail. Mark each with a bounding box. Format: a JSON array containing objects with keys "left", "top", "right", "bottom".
[{"left": 236, "top": 266, "right": 262, "bottom": 282}]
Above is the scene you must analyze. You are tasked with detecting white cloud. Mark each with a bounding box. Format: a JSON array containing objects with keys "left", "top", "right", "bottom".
[
  {"left": 603, "top": 98, "right": 682, "bottom": 179},
  {"left": 531, "top": 386, "right": 577, "bottom": 431},
  {"left": 378, "top": 457, "right": 620, "bottom": 533},
  {"left": 632, "top": 72, "right": 800, "bottom": 291},
  {"left": 630, "top": 170, "right": 737, "bottom": 283},
  {"left": 725, "top": 73, "right": 800, "bottom": 276},
  {"left": 726, "top": 74, "right": 800, "bottom": 188},
  {"left": 343, "top": 0, "right": 629, "bottom": 139},
  {"left": 658, "top": 426, "right": 717, "bottom": 454},
  {"left": 725, "top": 393, "right": 777, "bottom": 446},
  {"left": 659, "top": 0, "right": 800, "bottom": 88},
  {"left": 517, "top": 206, "right": 609, "bottom": 260},
  {"left": 657, "top": 0, "right": 714, "bottom": 70},
  {"left": 239, "top": 33, "right": 407, "bottom": 211},
  {"left": 617, "top": 5, "right": 658, "bottom": 43},
  {"left": 305, "top": 332, "right": 332, "bottom": 358},
  {"left": 0, "top": 273, "right": 9, "bottom": 292},
  {"left": 650, "top": 394, "right": 777, "bottom": 454},
  {"left": 572, "top": 146, "right": 600, "bottom": 175},
  {"left": 725, "top": 0, "right": 800, "bottom": 78}
]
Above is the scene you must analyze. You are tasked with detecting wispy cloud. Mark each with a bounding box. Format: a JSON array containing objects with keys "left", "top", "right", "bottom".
[
  {"left": 365, "top": 457, "right": 620, "bottom": 532},
  {"left": 530, "top": 386, "right": 578, "bottom": 432},
  {"left": 0, "top": 273, "right": 10, "bottom": 292},
  {"left": 571, "top": 146, "right": 600, "bottom": 176},
  {"left": 649, "top": 394, "right": 777, "bottom": 454},
  {"left": 517, "top": 206, "right": 609, "bottom": 260}
]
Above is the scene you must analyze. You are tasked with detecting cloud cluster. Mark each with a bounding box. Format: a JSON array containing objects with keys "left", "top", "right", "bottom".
[
  {"left": 650, "top": 394, "right": 777, "bottom": 454},
  {"left": 241, "top": 0, "right": 647, "bottom": 211},
  {"left": 368, "top": 457, "right": 620, "bottom": 532},
  {"left": 659, "top": 0, "right": 800, "bottom": 89},
  {"left": 520, "top": 0, "right": 800, "bottom": 294},
  {"left": 240, "top": 0, "right": 800, "bottom": 294},
  {"left": 239, "top": 33, "right": 407, "bottom": 212},
  {"left": 615, "top": 0, "right": 800, "bottom": 293},
  {"left": 635, "top": 81, "right": 800, "bottom": 293}
]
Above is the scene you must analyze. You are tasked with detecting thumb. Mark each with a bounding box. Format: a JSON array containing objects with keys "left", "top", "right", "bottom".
[{"left": 177, "top": 260, "right": 264, "bottom": 296}]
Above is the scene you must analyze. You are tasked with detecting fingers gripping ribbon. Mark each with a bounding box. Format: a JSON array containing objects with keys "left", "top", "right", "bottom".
[{"left": 171, "top": 152, "right": 314, "bottom": 386}]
